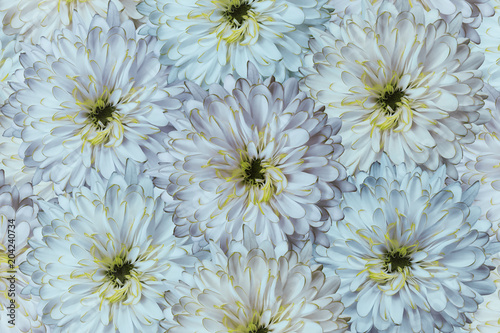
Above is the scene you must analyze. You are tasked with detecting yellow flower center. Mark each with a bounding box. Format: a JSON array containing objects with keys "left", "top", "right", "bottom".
[
  {"left": 231, "top": 154, "right": 282, "bottom": 204},
  {"left": 77, "top": 89, "right": 124, "bottom": 146},
  {"left": 106, "top": 258, "right": 134, "bottom": 287},
  {"left": 224, "top": 1, "right": 253, "bottom": 28},
  {"left": 242, "top": 158, "right": 266, "bottom": 186},
  {"left": 88, "top": 99, "right": 117, "bottom": 130},
  {"left": 94, "top": 249, "right": 142, "bottom": 304},
  {"left": 383, "top": 247, "right": 412, "bottom": 273},
  {"left": 226, "top": 310, "right": 269, "bottom": 333},
  {"left": 365, "top": 240, "right": 418, "bottom": 286},
  {"left": 249, "top": 325, "right": 269, "bottom": 333},
  {"left": 377, "top": 85, "right": 406, "bottom": 115},
  {"left": 366, "top": 80, "right": 414, "bottom": 132},
  {"left": 212, "top": 0, "right": 259, "bottom": 44}
]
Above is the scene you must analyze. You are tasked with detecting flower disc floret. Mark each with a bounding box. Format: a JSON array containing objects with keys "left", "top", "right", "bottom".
[
  {"left": 149, "top": 66, "right": 354, "bottom": 252},
  {"left": 300, "top": 2, "right": 489, "bottom": 178},
  {"left": 315, "top": 157, "right": 496, "bottom": 332}
]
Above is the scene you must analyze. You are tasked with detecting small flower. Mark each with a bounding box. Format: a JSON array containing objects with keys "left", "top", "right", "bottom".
[
  {"left": 137, "top": 0, "right": 330, "bottom": 87},
  {"left": 149, "top": 64, "right": 354, "bottom": 252},
  {"left": 20, "top": 161, "right": 197, "bottom": 333},
  {"left": 162, "top": 226, "right": 348, "bottom": 332},
  {"left": 0, "top": 170, "right": 46, "bottom": 332},
  {"left": 300, "top": 1, "right": 489, "bottom": 178},
  {"left": 315, "top": 157, "right": 496, "bottom": 332},
  {"left": 1, "top": 3, "right": 184, "bottom": 193}
]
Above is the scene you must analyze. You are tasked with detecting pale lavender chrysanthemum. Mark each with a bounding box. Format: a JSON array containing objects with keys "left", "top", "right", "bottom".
[{"left": 149, "top": 64, "right": 354, "bottom": 252}]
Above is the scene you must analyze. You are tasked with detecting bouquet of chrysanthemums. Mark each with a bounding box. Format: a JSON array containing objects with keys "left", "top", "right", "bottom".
[{"left": 2, "top": 0, "right": 500, "bottom": 331}]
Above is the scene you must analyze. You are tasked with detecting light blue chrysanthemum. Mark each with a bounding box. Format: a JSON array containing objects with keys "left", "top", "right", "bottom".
[
  {"left": 137, "top": 0, "right": 330, "bottom": 87},
  {"left": 315, "top": 156, "right": 496, "bottom": 332},
  {"left": 20, "top": 161, "right": 197, "bottom": 333}
]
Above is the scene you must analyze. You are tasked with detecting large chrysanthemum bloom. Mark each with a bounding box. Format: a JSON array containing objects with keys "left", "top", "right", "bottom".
[
  {"left": 1, "top": 4, "right": 184, "bottom": 193},
  {"left": 325, "top": 0, "right": 493, "bottom": 43},
  {"left": 314, "top": 157, "right": 496, "bottom": 332},
  {"left": 465, "top": 254, "right": 500, "bottom": 332},
  {"left": 0, "top": 170, "right": 46, "bottom": 332},
  {"left": 457, "top": 132, "right": 500, "bottom": 242},
  {"left": 300, "top": 2, "right": 489, "bottom": 179},
  {"left": 162, "top": 226, "right": 348, "bottom": 332},
  {"left": 20, "top": 161, "right": 197, "bottom": 333},
  {"left": 0, "top": 0, "right": 144, "bottom": 45},
  {"left": 149, "top": 65, "right": 354, "bottom": 252},
  {"left": 137, "top": 0, "right": 330, "bottom": 87}
]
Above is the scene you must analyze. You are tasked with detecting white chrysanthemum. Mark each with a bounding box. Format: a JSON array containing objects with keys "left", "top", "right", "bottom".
[
  {"left": 0, "top": 171, "right": 46, "bottom": 332},
  {"left": 465, "top": 254, "right": 500, "bottom": 332},
  {"left": 326, "top": 0, "right": 493, "bottom": 43},
  {"left": 469, "top": 0, "right": 500, "bottom": 133},
  {"left": 149, "top": 66, "right": 354, "bottom": 252},
  {"left": 20, "top": 162, "right": 197, "bottom": 333},
  {"left": 0, "top": 32, "right": 56, "bottom": 200},
  {"left": 314, "top": 157, "right": 495, "bottom": 332},
  {"left": 1, "top": 4, "right": 184, "bottom": 193},
  {"left": 0, "top": 0, "right": 144, "bottom": 44},
  {"left": 162, "top": 226, "right": 348, "bottom": 332},
  {"left": 300, "top": 2, "right": 488, "bottom": 179},
  {"left": 458, "top": 132, "right": 500, "bottom": 241},
  {"left": 0, "top": 33, "right": 19, "bottom": 105},
  {"left": 137, "top": 0, "right": 330, "bottom": 87}
]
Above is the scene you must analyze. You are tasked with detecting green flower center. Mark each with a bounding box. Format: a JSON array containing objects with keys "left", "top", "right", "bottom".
[
  {"left": 88, "top": 99, "right": 116, "bottom": 129},
  {"left": 242, "top": 158, "right": 265, "bottom": 186},
  {"left": 377, "top": 85, "right": 405, "bottom": 115},
  {"left": 225, "top": 1, "right": 252, "bottom": 27},
  {"left": 383, "top": 249, "right": 412, "bottom": 273},
  {"left": 250, "top": 326, "right": 268, "bottom": 333},
  {"left": 106, "top": 260, "right": 134, "bottom": 287}
]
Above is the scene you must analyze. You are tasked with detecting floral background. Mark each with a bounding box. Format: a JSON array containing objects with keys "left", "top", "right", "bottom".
[{"left": 0, "top": 0, "right": 500, "bottom": 332}]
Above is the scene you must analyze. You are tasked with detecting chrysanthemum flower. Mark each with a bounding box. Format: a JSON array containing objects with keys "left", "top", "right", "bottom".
[
  {"left": 300, "top": 2, "right": 489, "bottom": 178},
  {"left": 0, "top": 0, "right": 144, "bottom": 44},
  {"left": 465, "top": 254, "right": 500, "bottom": 332},
  {"left": 1, "top": 4, "right": 184, "bottom": 193},
  {"left": 0, "top": 171, "right": 46, "bottom": 332},
  {"left": 149, "top": 65, "right": 354, "bottom": 252},
  {"left": 162, "top": 226, "right": 348, "bottom": 332},
  {"left": 315, "top": 157, "right": 495, "bottom": 332},
  {"left": 326, "top": 0, "right": 493, "bottom": 43},
  {"left": 475, "top": 0, "right": 500, "bottom": 84},
  {"left": 0, "top": 32, "right": 56, "bottom": 200},
  {"left": 20, "top": 162, "right": 197, "bottom": 333},
  {"left": 469, "top": 0, "right": 500, "bottom": 133},
  {"left": 0, "top": 33, "right": 19, "bottom": 105},
  {"left": 137, "top": 0, "right": 330, "bottom": 87},
  {"left": 458, "top": 132, "right": 500, "bottom": 241}
]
